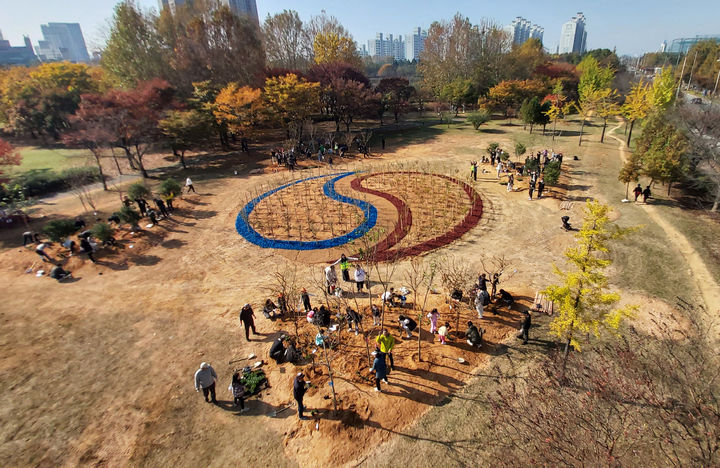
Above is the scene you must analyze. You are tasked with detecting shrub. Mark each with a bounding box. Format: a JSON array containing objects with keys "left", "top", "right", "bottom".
[
  {"left": 544, "top": 160, "right": 562, "bottom": 185},
  {"left": 127, "top": 183, "right": 151, "bottom": 201},
  {"left": 11, "top": 167, "right": 101, "bottom": 197},
  {"left": 119, "top": 205, "right": 141, "bottom": 227},
  {"left": 524, "top": 157, "right": 540, "bottom": 173},
  {"left": 515, "top": 142, "right": 527, "bottom": 158},
  {"left": 467, "top": 110, "right": 491, "bottom": 130},
  {"left": 90, "top": 222, "right": 114, "bottom": 242},
  {"left": 500, "top": 151, "right": 510, "bottom": 161},
  {"left": 42, "top": 219, "right": 78, "bottom": 242},
  {"left": 486, "top": 142, "right": 500, "bottom": 155},
  {"left": 159, "top": 178, "right": 182, "bottom": 198}
]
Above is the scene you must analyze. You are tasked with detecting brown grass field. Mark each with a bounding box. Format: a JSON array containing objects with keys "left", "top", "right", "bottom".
[{"left": 0, "top": 117, "right": 717, "bottom": 467}]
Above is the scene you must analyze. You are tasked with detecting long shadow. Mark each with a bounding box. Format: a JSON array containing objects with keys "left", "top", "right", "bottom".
[
  {"left": 161, "top": 239, "right": 186, "bottom": 249},
  {"left": 131, "top": 254, "right": 161, "bottom": 267},
  {"left": 481, "top": 128, "right": 506, "bottom": 134}
]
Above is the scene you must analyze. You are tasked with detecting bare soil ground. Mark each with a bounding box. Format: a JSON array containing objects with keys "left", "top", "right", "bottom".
[{"left": 0, "top": 118, "right": 716, "bottom": 467}]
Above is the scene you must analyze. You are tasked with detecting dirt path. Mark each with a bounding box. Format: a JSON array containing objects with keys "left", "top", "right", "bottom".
[{"left": 608, "top": 122, "right": 720, "bottom": 315}]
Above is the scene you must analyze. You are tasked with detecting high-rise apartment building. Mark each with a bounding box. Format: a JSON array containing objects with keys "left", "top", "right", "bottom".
[
  {"left": 558, "top": 12, "right": 587, "bottom": 54},
  {"left": 0, "top": 36, "right": 37, "bottom": 66},
  {"left": 405, "top": 27, "right": 427, "bottom": 61},
  {"left": 37, "top": 23, "right": 90, "bottom": 63},
  {"left": 504, "top": 17, "right": 544, "bottom": 46},
  {"left": 368, "top": 33, "right": 405, "bottom": 61},
  {"left": 667, "top": 35, "right": 720, "bottom": 54},
  {"left": 159, "top": 0, "right": 258, "bottom": 24}
]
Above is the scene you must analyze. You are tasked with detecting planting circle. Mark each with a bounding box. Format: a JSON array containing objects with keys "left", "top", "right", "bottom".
[{"left": 235, "top": 171, "right": 483, "bottom": 259}]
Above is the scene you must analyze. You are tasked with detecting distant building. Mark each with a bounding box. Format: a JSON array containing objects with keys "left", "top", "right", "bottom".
[
  {"left": 504, "top": 17, "right": 543, "bottom": 46},
  {"left": 558, "top": 12, "right": 587, "bottom": 54},
  {"left": 159, "top": 0, "right": 258, "bottom": 24},
  {"left": 368, "top": 33, "right": 405, "bottom": 61},
  {"left": 667, "top": 35, "right": 720, "bottom": 54},
  {"left": 0, "top": 36, "right": 38, "bottom": 66},
  {"left": 358, "top": 44, "right": 369, "bottom": 58},
  {"left": 35, "top": 23, "right": 89, "bottom": 63},
  {"left": 405, "top": 27, "right": 427, "bottom": 61},
  {"left": 659, "top": 40, "right": 667, "bottom": 53}
]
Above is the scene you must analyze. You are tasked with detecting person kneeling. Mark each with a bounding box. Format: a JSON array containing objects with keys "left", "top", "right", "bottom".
[
  {"left": 49, "top": 263, "right": 71, "bottom": 282},
  {"left": 466, "top": 321, "right": 485, "bottom": 348},
  {"left": 269, "top": 335, "right": 287, "bottom": 364}
]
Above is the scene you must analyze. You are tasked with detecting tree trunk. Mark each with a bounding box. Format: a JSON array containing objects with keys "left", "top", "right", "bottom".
[
  {"left": 624, "top": 120, "right": 628, "bottom": 135},
  {"left": 625, "top": 181, "right": 630, "bottom": 200},
  {"left": 711, "top": 184, "right": 720, "bottom": 212},
  {"left": 542, "top": 123, "right": 547, "bottom": 135},
  {"left": 121, "top": 146, "right": 137, "bottom": 170},
  {"left": 110, "top": 148, "right": 123, "bottom": 175},
  {"left": 667, "top": 181, "right": 672, "bottom": 196},
  {"left": 626, "top": 120, "right": 635, "bottom": 146},
  {"left": 179, "top": 150, "right": 187, "bottom": 170},
  {"left": 552, "top": 117, "right": 558, "bottom": 142},
  {"left": 134, "top": 145, "right": 149, "bottom": 178},
  {"left": 529, "top": 123, "right": 533, "bottom": 134},
  {"left": 578, "top": 117, "right": 585, "bottom": 146},
  {"left": 320, "top": 341, "right": 338, "bottom": 413},
  {"left": 600, "top": 119, "right": 607, "bottom": 143},
  {"left": 92, "top": 150, "right": 108, "bottom": 191}
]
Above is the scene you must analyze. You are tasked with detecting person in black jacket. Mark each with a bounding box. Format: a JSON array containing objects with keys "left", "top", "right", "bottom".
[
  {"left": 269, "top": 335, "right": 286, "bottom": 363},
  {"left": 466, "top": 321, "right": 484, "bottom": 348},
  {"left": 398, "top": 315, "right": 417, "bottom": 339},
  {"left": 301, "top": 288, "right": 312, "bottom": 312},
  {"left": 239, "top": 303, "right": 258, "bottom": 341},
  {"left": 517, "top": 310, "right": 531, "bottom": 344},
  {"left": 293, "top": 372, "right": 309, "bottom": 420}
]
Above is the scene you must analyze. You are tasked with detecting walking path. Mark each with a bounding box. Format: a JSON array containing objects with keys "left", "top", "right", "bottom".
[{"left": 608, "top": 122, "right": 720, "bottom": 315}]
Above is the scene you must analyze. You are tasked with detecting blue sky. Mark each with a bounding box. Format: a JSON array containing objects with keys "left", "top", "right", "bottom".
[{"left": 0, "top": 0, "right": 718, "bottom": 56}]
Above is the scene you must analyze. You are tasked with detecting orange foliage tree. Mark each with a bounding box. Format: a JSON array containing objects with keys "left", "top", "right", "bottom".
[{"left": 213, "top": 83, "right": 262, "bottom": 136}]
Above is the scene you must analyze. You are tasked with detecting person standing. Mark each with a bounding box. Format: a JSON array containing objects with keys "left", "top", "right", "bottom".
[
  {"left": 332, "top": 254, "right": 359, "bottom": 282},
  {"left": 427, "top": 308, "right": 439, "bottom": 334},
  {"left": 517, "top": 310, "right": 531, "bottom": 345},
  {"left": 529, "top": 179, "right": 535, "bottom": 200},
  {"left": 371, "top": 305, "right": 381, "bottom": 326},
  {"left": 324, "top": 265, "right": 338, "bottom": 295},
  {"left": 370, "top": 349, "right": 388, "bottom": 392},
  {"left": 507, "top": 173, "right": 514, "bottom": 192},
  {"left": 354, "top": 265, "right": 366, "bottom": 292},
  {"left": 491, "top": 273, "right": 500, "bottom": 299},
  {"left": 633, "top": 183, "right": 643, "bottom": 202},
  {"left": 194, "top": 362, "right": 218, "bottom": 404},
  {"left": 477, "top": 273, "right": 488, "bottom": 291},
  {"left": 474, "top": 289, "right": 485, "bottom": 319},
  {"left": 186, "top": 177, "right": 196, "bottom": 193},
  {"left": 239, "top": 303, "right": 258, "bottom": 341},
  {"left": 496, "top": 161, "right": 503, "bottom": 179},
  {"left": 537, "top": 177, "right": 545, "bottom": 199},
  {"left": 438, "top": 322, "right": 450, "bottom": 344},
  {"left": 381, "top": 136, "right": 386, "bottom": 150},
  {"left": 471, "top": 161, "right": 478, "bottom": 181},
  {"left": 375, "top": 329, "right": 396, "bottom": 370},
  {"left": 642, "top": 185, "right": 651, "bottom": 203},
  {"left": 293, "top": 372, "right": 309, "bottom": 420},
  {"left": 301, "top": 288, "right": 312, "bottom": 312},
  {"left": 136, "top": 198, "right": 148, "bottom": 217},
  {"left": 154, "top": 198, "right": 169, "bottom": 217},
  {"left": 229, "top": 372, "right": 249, "bottom": 412}
]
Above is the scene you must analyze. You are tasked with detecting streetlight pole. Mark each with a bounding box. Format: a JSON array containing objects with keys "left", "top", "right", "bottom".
[
  {"left": 675, "top": 53, "right": 687, "bottom": 100},
  {"left": 713, "top": 59, "right": 720, "bottom": 98}
]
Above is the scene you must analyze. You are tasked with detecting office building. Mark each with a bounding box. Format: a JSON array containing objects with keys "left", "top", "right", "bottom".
[
  {"left": 159, "top": 0, "right": 258, "bottom": 24},
  {"left": 37, "top": 23, "right": 90, "bottom": 63},
  {"left": 504, "top": 17, "right": 544, "bottom": 46},
  {"left": 405, "top": 27, "right": 427, "bottom": 61},
  {"left": 667, "top": 35, "right": 720, "bottom": 54},
  {"left": 558, "top": 12, "right": 587, "bottom": 54},
  {"left": 367, "top": 33, "right": 405, "bottom": 61},
  {"left": 0, "top": 36, "right": 38, "bottom": 66}
]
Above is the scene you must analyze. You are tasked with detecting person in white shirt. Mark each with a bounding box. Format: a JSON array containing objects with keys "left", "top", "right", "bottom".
[
  {"left": 354, "top": 265, "right": 366, "bottom": 292},
  {"left": 185, "top": 177, "right": 196, "bottom": 193}
]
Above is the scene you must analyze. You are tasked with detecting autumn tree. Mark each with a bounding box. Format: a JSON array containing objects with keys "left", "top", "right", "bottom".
[
  {"left": 263, "top": 74, "right": 320, "bottom": 143},
  {"left": 617, "top": 151, "right": 642, "bottom": 199},
  {"left": 488, "top": 79, "right": 548, "bottom": 116},
  {"left": 467, "top": 110, "right": 491, "bottom": 130},
  {"left": 329, "top": 78, "right": 377, "bottom": 132},
  {"left": 440, "top": 79, "right": 476, "bottom": 115},
  {"left": 622, "top": 80, "right": 652, "bottom": 146},
  {"left": 502, "top": 38, "right": 546, "bottom": 80},
  {"left": 543, "top": 81, "right": 570, "bottom": 142},
  {"left": 650, "top": 66, "right": 676, "bottom": 111},
  {"left": 519, "top": 96, "right": 550, "bottom": 134},
  {"left": 313, "top": 31, "right": 361, "bottom": 68},
  {"left": 543, "top": 200, "right": 637, "bottom": 371},
  {"left": 376, "top": 77, "right": 414, "bottom": 123},
  {"left": 635, "top": 111, "right": 689, "bottom": 195},
  {"left": 576, "top": 55, "right": 615, "bottom": 145},
  {"left": 262, "top": 9, "right": 312, "bottom": 70},
  {"left": 189, "top": 80, "right": 229, "bottom": 147},
  {"left": 159, "top": 109, "right": 213, "bottom": 169},
  {"left": 63, "top": 112, "right": 111, "bottom": 190},
  {"left": 596, "top": 88, "right": 621, "bottom": 143},
  {"left": 213, "top": 84, "right": 262, "bottom": 137},
  {"left": 0, "top": 138, "right": 21, "bottom": 181}
]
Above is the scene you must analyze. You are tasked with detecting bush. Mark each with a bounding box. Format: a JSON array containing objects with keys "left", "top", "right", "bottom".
[
  {"left": 127, "top": 183, "right": 151, "bottom": 201},
  {"left": 11, "top": 167, "right": 101, "bottom": 197},
  {"left": 90, "top": 222, "right": 114, "bottom": 242},
  {"left": 486, "top": 142, "right": 499, "bottom": 155},
  {"left": 515, "top": 142, "right": 527, "bottom": 158},
  {"left": 544, "top": 160, "right": 562, "bottom": 185},
  {"left": 159, "top": 178, "right": 182, "bottom": 198},
  {"left": 42, "top": 219, "right": 78, "bottom": 242},
  {"left": 524, "top": 157, "right": 540, "bottom": 173},
  {"left": 119, "top": 205, "right": 141, "bottom": 226},
  {"left": 499, "top": 151, "right": 510, "bottom": 161},
  {"left": 467, "top": 110, "right": 491, "bottom": 130}
]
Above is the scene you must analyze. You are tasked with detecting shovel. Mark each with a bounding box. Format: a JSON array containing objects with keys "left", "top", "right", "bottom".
[{"left": 269, "top": 404, "right": 292, "bottom": 417}]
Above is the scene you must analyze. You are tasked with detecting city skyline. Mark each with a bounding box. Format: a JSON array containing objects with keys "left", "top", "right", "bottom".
[{"left": 0, "top": 0, "right": 718, "bottom": 56}]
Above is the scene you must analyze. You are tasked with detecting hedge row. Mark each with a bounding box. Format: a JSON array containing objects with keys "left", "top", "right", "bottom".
[{"left": 6, "top": 167, "right": 103, "bottom": 197}]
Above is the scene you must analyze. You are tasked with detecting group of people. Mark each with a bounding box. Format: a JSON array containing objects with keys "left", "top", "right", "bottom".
[
  {"left": 632, "top": 183, "right": 652, "bottom": 203},
  {"left": 193, "top": 361, "right": 250, "bottom": 412}
]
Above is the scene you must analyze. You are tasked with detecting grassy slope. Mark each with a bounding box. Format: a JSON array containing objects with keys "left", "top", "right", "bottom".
[{"left": 10, "top": 146, "right": 91, "bottom": 175}]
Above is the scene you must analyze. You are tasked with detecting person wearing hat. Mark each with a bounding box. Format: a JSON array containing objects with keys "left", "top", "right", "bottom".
[
  {"left": 301, "top": 288, "right": 312, "bottom": 312},
  {"left": 293, "top": 372, "right": 309, "bottom": 420},
  {"left": 194, "top": 362, "right": 218, "bottom": 404},
  {"left": 239, "top": 303, "right": 258, "bottom": 341},
  {"left": 269, "top": 335, "right": 287, "bottom": 363}
]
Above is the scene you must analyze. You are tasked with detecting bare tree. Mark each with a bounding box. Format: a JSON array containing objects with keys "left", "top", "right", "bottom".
[{"left": 439, "top": 255, "right": 474, "bottom": 339}]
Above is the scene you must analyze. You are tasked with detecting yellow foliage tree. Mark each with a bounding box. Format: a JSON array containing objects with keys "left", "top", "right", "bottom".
[
  {"left": 543, "top": 200, "right": 637, "bottom": 367},
  {"left": 622, "top": 80, "right": 652, "bottom": 146},
  {"left": 213, "top": 83, "right": 262, "bottom": 135},
  {"left": 263, "top": 73, "right": 320, "bottom": 142},
  {"left": 313, "top": 31, "right": 361, "bottom": 67}
]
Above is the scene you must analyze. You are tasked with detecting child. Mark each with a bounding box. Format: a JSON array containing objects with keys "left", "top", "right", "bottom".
[
  {"left": 229, "top": 373, "right": 249, "bottom": 412},
  {"left": 438, "top": 322, "right": 451, "bottom": 345},
  {"left": 371, "top": 305, "right": 381, "bottom": 326},
  {"left": 427, "top": 308, "right": 439, "bottom": 334}
]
